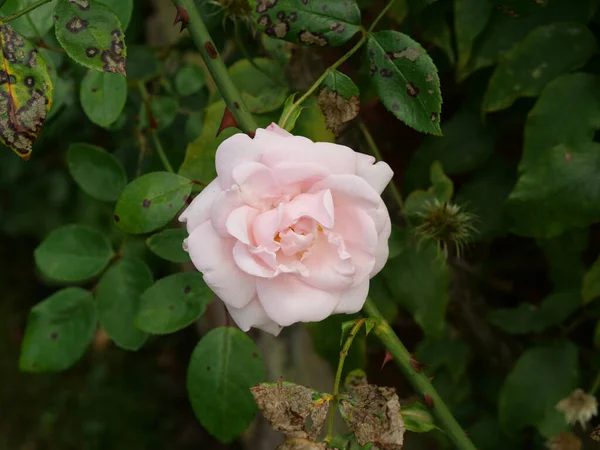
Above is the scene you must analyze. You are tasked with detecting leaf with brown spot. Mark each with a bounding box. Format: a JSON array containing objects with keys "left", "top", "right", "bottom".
[
  {"left": 251, "top": 381, "right": 332, "bottom": 440},
  {"left": 338, "top": 385, "right": 405, "bottom": 449},
  {"left": 54, "top": 0, "right": 127, "bottom": 75},
  {"left": 0, "top": 24, "right": 53, "bottom": 159},
  {"left": 317, "top": 69, "right": 359, "bottom": 135}
]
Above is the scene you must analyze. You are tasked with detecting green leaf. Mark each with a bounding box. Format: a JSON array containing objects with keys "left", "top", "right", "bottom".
[
  {"left": 321, "top": 70, "right": 359, "bottom": 100},
  {"left": 421, "top": 3, "right": 455, "bottom": 65},
  {"left": 126, "top": 45, "right": 160, "bottom": 81},
  {"left": 404, "top": 161, "right": 453, "bottom": 217},
  {"left": 455, "top": 159, "right": 515, "bottom": 241},
  {"left": 185, "top": 111, "right": 204, "bottom": 142},
  {"left": 95, "top": 258, "right": 153, "bottom": 350},
  {"left": 54, "top": 0, "right": 127, "bottom": 75},
  {"left": 187, "top": 327, "right": 265, "bottom": 442},
  {"left": 139, "top": 96, "right": 179, "bottom": 130},
  {"left": 293, "top": 96, "right": 335, "bottom": 142},
  {"left": 279, "top": 93, "right": 304, "bottom": 133},
  {"left": 135, "top": 272, "right": 211, "bottom": 334},
  {"left": 401, "top": 402, "right": 438, "bottom": 433},
  {"left": 262, "top": 34, "right": 291, "bottom": 64},
  {"left": 0, "top": 25, "right": 53, "bottom": 159},
  {"left": 114, "top": 172, "right": 193, "bottom": 235},
  {"left": 67, "top": 143, "right": 127, "bottom": 202},
  {"left": 487, "top": 290, "right": 582, "bottom": 334},
  {"left": 224, "top": 58, "right": 288, "bottom": 114},
  {"left": 404, "top": 111, "right": 494, "bottom": 192},
  {"left": 34, "top": 224, "right": 114, "bottom": 283},
  {"left": 498, "top": 341, "right": 578, "bottom": 436},
  {"left": 1, "top": 0, "right": 54, "bottom": 39},
  {"left": 249, "top": 0, "right": 361, "bottom": 47},
  {"left": 96, "top": 0, "right": 133, "bottom": 29},
  {"left": 19, "top": 287, "right": 96, "bottom": 373},
  {"left": 582, "top": 255, "right": 600, "bottom": 304},
  {"left": 483, "top": 23, "right": 596, "bottom": 112},
  {"left": 507, "top": 74, "right": 600, "bottom": 238},
  {"left": 537, "top": 228, "right": 588, "bottom": 290},
  {"left": 80, "top": 70, "right": 127, "bottom": 127},
  {"left": 454, "top": 0, "right": 493, "bottom": 75},
  {"left": 175, "top": 64, "right": 205, "bottom": 97},
  {"left": 145, "top": 228, "right": 190, "bottom": 263},
  {"left": 381, "top": 228, "right": 449, "bottom": 336},
  {"left": 367, "top": 30, "right": 442, "bottom": 135}
]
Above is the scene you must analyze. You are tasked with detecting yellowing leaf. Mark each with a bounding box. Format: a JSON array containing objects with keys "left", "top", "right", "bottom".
[{"left": 0, "top": 24, "right": 53, "bottom": 159}]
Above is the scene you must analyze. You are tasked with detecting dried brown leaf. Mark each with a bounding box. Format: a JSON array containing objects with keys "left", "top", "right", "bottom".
[
  {"left": 278, "top": 437, "right": 327, "bottom": 450},
  {"left": 251, "top": 381, "right": 332, "bottom": 440},
  {"left": 590, "top": 424, "right": 600, "bottom": 442},
  {"left": 339, "top": 385, "right": 405, "bottom": 450},
  {"left": 317, "top": 88, "right": 360, "bottom": 135}
]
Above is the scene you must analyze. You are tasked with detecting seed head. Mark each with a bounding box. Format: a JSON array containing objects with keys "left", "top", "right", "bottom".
[
  {"left": 556, "top": 389, "right": 598, "bottom": 428},
  {"left": 209, "top": 0, "right": 252, "bottom": 24},
  {"left": 545, "top": 432, "right": 581, "bottom": 450},
  {"left": 414, "top": 200, "right": 476, "bottom": 258}
]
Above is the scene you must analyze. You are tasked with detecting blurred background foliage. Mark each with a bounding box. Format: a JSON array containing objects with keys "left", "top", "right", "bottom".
[{"left": 3, "top": 0, "right": 600, "bottom": 448}]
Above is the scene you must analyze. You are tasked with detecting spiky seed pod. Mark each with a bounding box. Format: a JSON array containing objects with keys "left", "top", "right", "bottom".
[
  {"left": 414, "top": 200, "right": 476, "bottom": 258},
  {"left": 209, "top": 0, "right": 252, "bottom": 25}
]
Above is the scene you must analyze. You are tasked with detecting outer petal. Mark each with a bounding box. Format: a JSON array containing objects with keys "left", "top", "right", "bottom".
[
  {"left": 301, "top": 233, "right": 355, "bottom": 291},
  {"left": 309, "top": 175, "right": 381, "bottom": 212},
  {"left": 256, "top": 275, "right": 341, "bottom": 326},
  {"left": 272, "top": 161, "right": 330, "bottom": 192},
  {"left": 371, "top": 208, "right": 391, "bottom": 277},
  {"left": 232, "top": 162, "right": 281, "bottom": 200},
  {"left": 233, "top": 241, "right": 276, "bottom": 278},
  {"left": 262, "top": 139, "right": 357, "bottom": 175},
  {"left": 226, "top": 298, "right": 282, "bottom": 336},
  {"left": 215, "top": 133, "right": 263, "bottom": 190},
  {"left": 265, "top": 123, "right": 293, "bottom": 137},
  {"left": 226, "top": 205, "right": 259, "bottom": 245},
  {"left": 178, "top": 178, "right": 222, "bottom": 234},
  {"left": 356, "top": 153, "right": 394, "bottom": 194},
  {"left": 187, "top": 220, "right": 255, "bottom": 308},
  {"left": 333, "top": 206, "right": 378, "bottom": 254},
  {"left": 333, "top": 279, "right": 370, "bottom": 314},
  {"left": 211, "top": 188, "right": 245, "bottom": 237}
]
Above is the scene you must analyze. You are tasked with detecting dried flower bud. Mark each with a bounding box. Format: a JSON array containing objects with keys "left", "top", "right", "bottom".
[
  {"left": 414, "top": 200, "right": 475, "bottom": 258},
  {"left": 209, "top": 0, "right": 252, "bottom": 24},
  {"left": 545, "top": 432, "right": 581, "bottom": 450},
  {"left": 556, "top": 389, "right": 598, "bottom": 428}
]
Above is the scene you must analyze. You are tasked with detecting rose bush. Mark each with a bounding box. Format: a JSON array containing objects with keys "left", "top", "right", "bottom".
[{"left": 180, "top": 124, "right": 393, "bottom": 335}]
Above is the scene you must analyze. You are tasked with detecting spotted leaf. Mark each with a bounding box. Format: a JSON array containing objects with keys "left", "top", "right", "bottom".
[
  {"left": 367, "top": 30, "right": 442, "bottom": 135},
  {"left": 0, "top": 25, "right": 52, "bottom": 159},
  {"left": 249, "top": 0, "right": 361, "bottom": 47},
  {"left": 54, "top": 0, "right": 127, "bottom": 75}
]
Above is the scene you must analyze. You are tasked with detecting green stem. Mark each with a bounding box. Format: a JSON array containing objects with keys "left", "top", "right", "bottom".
[
  {"left": 362, "top": 299, "right": 477, "bottom": 450},
  {"left": 358, "top": 120, "right": 404, "bottom": 210},
  {"left": 279, "top": 29, "right": 368, "bottom": 129},
  {"left": 171, "top": 0, "right": 258, "bottom": 135},
  {"left": 0, "top": 0, "right": 53, "bottom": 23},
  {"left": 137, "top": 82, "right": 175, "bottom": 173},
  {"left": 368, "top": 0, "right": 397, "bottom": 32},
  {"left": 325, "top": 318, "right": 366, "bottom": 442}
]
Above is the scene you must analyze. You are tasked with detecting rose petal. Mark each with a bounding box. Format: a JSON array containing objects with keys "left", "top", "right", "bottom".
[
  {"left": 211, "top": 188, "right": 245, "bottom": 237},
  {"left": 301, "top": 232, "right": 355, "bottom": 291},
  {"left": 233, "top": 241, "right": 277, "bottom": 278},
  {"left": 333, "top": 206, "right": 378, "bottom": 254},
  {"left": 216, "top": 133, "right": 263, "bottom": 190},
  {"left": 372, "top": 209, "right": 391, "bottom": 277},
  {"left": 256, "top": 275, "right": 341, "bottom": 326},
  {"left": 252, "top": 206, "right": 284, "bottom": 251},
  {"left": 226, "top": 298, "right": 282, "bottom": 335},
  {"left": 356, "top": 153, "right": 394, "bottom": 194},
  {"left": 226, "top": 205, "right": 259, "bottom": 245},
  {"left": 333, "top": 279, "right": 370, "bottom": 314},
  {"left": 262, "top": 139, "right": 356, "bottom": 175},
  {"left": 232, "top": 162, "right": 281, "bottom": 200},
  {"left": 265, "top": 122, "right": 293, "bottom": 137},
  {"left": 179, "top": 178, "right": 222, "bottom": 234},
  {"left": 309, "top": 174, "right": 381, "bottom": 212},
  {"left": 187, "top": 220, "right": 255, "bottom": 308},
  {"left": 279, "top": 228, "right": 314, "bottom": 256},
  {"left": 272, "top": 162, "right": 330, "bottom": 190},
  {"left": 283, "top": 189, "right": 335, "bottom": 229}
]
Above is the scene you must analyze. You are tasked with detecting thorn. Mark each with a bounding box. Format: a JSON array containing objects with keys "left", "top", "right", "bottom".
[
  {"left": 428, "top": 376, "right": 435, "bottom": 383},
  {"left": 410, "top": 358, "right": 431, "bottom": 374},
  {"left": 424, "top": 394, "right": 434, "bottom": 410},
  {"left": 217, "top": 107, "right": 239, "bottom": 136},
  {"left": 173, "top": 6, "right": 189, "bottom": 32},
  {"left": 380, "top": 350, "right": 394, "bottom": 370}
]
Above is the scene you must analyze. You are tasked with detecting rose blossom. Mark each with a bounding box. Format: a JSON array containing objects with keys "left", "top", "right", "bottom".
[{"left": 179, "top": 123, "right": 393, "bottom": 335}]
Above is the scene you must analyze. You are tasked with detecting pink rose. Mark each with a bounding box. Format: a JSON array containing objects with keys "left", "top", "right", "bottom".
[{"left": 180, "top": 123, "right": 393, "bottom": 335}]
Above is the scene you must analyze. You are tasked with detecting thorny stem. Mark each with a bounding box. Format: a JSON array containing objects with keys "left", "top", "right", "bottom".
[
  {"left": 137, "top": 82, "right": 175, "bottom": 173},
  {"left": 171, "top": 0, "right": 258, "bottom": 135},
  {"left": 358, "top": 120, "right": 405, "bottom": 210},
  {"left": 325, "top": 319, "right": 366, "bottom": 442},
  {"left": 362, "top": 299, "right": 478, "bottom": 450},
  {"left": 0, "top": 0, "right": 53, "bottom": 23},
  {"left": 279, "top": 30, "right": 368, "bottom": 129}
]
